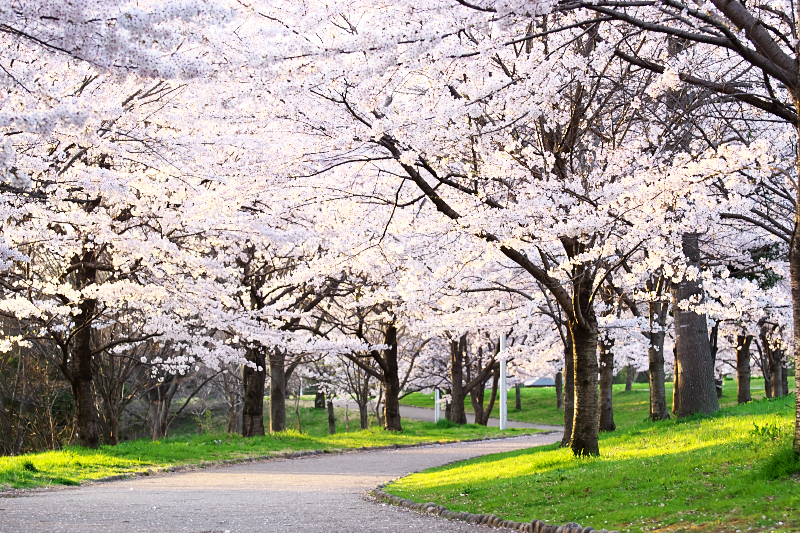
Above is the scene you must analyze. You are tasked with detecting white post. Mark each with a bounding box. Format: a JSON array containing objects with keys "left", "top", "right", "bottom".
[
  {"left": 434, "top": 389, "right": 440, "bottom": 423},
  {"left": 500, "top": 333, "right": 507, "bottom": 430}
]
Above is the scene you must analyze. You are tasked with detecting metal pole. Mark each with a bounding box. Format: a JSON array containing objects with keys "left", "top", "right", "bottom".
[
  {"left": 500, "top": 333, "right": 507, "bottom": 430},
  {"left": 434, "top": 389, "right": 440, "bottom": 423}
]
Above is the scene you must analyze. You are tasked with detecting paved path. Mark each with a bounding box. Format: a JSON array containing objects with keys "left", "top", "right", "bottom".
[
  {"left": 0, "top": 434, "right": 560, "bottom": 533},
  {"left": 334, "top": 399, "right": 564, "bottom": 432}
]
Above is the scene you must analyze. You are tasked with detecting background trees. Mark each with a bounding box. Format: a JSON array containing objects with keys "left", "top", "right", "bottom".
[{"left": 0, "top": 0, "right": 795, "bottom": 457}]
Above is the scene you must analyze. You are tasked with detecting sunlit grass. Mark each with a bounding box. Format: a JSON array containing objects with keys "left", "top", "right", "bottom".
[
  {"left": 0, "top": 405, "right": 540, "bottom": 489},
  {"left": 401, "top": 377, "right": 795, "bottom": 428},
  {"left": 386, "top": 395, "right": 800, "bottom": 533}
]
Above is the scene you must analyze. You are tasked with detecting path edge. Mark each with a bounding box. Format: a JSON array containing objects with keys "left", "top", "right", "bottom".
[{"left": 0, "top": 431, "right": 549, "bottom": 494}]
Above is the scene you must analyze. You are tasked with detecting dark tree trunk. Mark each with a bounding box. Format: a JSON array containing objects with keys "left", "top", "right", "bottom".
[
  {"left": 72, "top": 298, "right": 100, "bottom": 449},
  {"left": 782, "top": 362, "right": 789, "bottom": 401},
  {"left": 477, "top": 367, "right": 500, "bottom": 426},
  {"left": 598, "top": 337, "right": 615, "bottom": 432},
  {"left": 146, "top": 376, "right": 178, "bottom": 440},
  {"left": 560, "top": 336, "right": 574, "bottom": 448},
  {"left": 269, "top": 350, "right": 287, "bottom": 433},
  {"left": 359, "top": 401, "right": 369, "bottom": 429},
  {"left": 314, "top": 391, "right": 325, "bottom": 409},
  {"left": 470, "top": 373, "right": 486, "bottom": 423},
  {"left": 736, "top": 335, "right": 752, "bottom": 404},
  {"left": 0, "top": 386, "right": 10, "bottom": 455},
  {"left": 242, "top": 347, "right": 266, "bottom": 437},
  {"left": 570, "top": 321, "right": 600, "bottom": 456},
  {"left": 515, "top": 384, "right": 522, "bottom": 410},
  {"left": 770, "top": 347, "right": 785, "bottom": 398},
  {"left": 555, "top": 371, "right": 563, "bottom": 409},
  {"left": 327, "top": 399, "right": 336, "bottom": 435},
  {"left": 448, "top": 335, "right": 468, "bottom": 425},
  {"left": 791, "top": 115, "right": 800, "bottom": 454},
  {"left": 444, "top": 387, "right": 451, "bottom": 422},
  {"left": 648, "top": 300, "right": 670, "bottom": 421},
  {"left": 382, "top": 323, "right": 403, "bottom": 431},
  {"left": 671, "top": 233, "right": 719, "bottom": 418},
  {"left": 625, "top": 364, "right": 635, "bottom": 391}
]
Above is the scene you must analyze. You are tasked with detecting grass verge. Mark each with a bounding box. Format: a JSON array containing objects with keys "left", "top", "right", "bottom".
[
  {"left": 0, "top": 405, "right": 540, "bottom": 490},
  {"left": 385, "top": 394, "right": 800, "bottom": 533}
]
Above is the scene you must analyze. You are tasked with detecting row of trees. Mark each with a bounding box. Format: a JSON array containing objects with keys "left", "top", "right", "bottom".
[{"left": 0, "top": 0, "right": 797, "bottom": 457}]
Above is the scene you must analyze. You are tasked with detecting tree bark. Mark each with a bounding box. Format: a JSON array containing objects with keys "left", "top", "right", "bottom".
[
  {"left": 72, "top": 298, "right": 100, "bottom": 449},
  {"left": 515, "top": 384, "right": 522, "bottom": 410},
  {"left": 242, "top": 347, "right": 266, "bottom": 437},
  {"left": 269, "top": 349, "right": 287, "bottom": 433},
  {"left": 782, "top": 362, "right": 789, "bottom": 401},
  {"left": 625, "top": 364, "right": 634, "bottom": 391},
  {"left": 736, "top": 335, "right": 752, "bottom": 404},
  {"left": 770, "top": 347, "right": 785, "bottom": 397},
  {"left": 382, "top": 323, "right": 403, "bottom": 431},
  {"left": 560, "top": 336, "right": 574, "bottom": 448},
  {"left": 359, "top": 401, "right": 369, "bottom": 429},
  {"left": 314, "top": 391, "right": 325, "bottom": 409},
  {"left": 0, "top": 386, "right": 10, "bottom": 455},
  {"left": 478, "top": 367, "right": 500, "bottom": 426},
  {"left": 448, "top": 335, "right": 468, "bottom": 425},
  {"left": 555, "top": 371, "right": 564, "bottom": 409},
  {"left": 671, "top": 233, "right": 719, "bottom": 418},
  {"left": 327, "top": 399, "right": 336, "bottom": 435},
  {"left": 570, "top": 321, "right": 600, "bottom": 456},
  {"left": 648, "top": 300, "right": 670, "bottom": 421},
  {"left": 598, "top": 337, "right": 615, "bottom": 432}
]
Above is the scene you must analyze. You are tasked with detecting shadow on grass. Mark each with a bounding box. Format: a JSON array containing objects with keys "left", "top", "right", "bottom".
[{"left": 386, "top": 395, "right": 798, "bottom": 533}]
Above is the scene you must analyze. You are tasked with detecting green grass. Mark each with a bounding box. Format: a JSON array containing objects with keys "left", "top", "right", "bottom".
[
  {"left": 401, "top": 377, "right": 795, "bottom": 428},
  {"left": 0, "top": 404, "right": 540, "bottom": 490},
  {"left": 386, "top": 394, "right": 800, "bottom": 533}
]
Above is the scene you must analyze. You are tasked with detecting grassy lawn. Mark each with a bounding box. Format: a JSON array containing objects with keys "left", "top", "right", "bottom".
[
  {"left": 401, "top": 377, "right": 796, "bottom": 428},
  {"left": 386, "top": 394, "right": 800, "bottom": 533},
  {"left": 0, "top": 403, "right": 539, "bottom": 490}
]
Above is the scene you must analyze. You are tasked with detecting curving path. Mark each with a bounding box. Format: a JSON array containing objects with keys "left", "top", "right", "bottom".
[{"left": 0, "top": 433, "right": 560, "bottom": 533}]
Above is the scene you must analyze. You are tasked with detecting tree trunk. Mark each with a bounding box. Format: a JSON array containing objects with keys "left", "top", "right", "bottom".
[
  {"left": 648, "top": 300, "right": 670, "bottom": 421},
  {"left": 625, "top": 364, "right": 634, "bottom": 391},
  {"left": 770, "top": 347, "right": 785, "bottom": 398},
  {"left": 444, "top": 387, "right": 451, "bottom": 422},
  {"left": 792, "top": 106, "right": 800, "bottom": 455},
  {"left": 269, "top": 349, "right": 287, "bottom": 433},
  {"left": 560, "top": 336, "right": 574, "bottom": 448},
  {"left": 570, "top": 321, "right": 600, "bottom": 456},
  {"left": 0, "top": 386, "right": 10, "bottom": 455},
  {"left": 736, "top": 335, "right": 752, "bottom": 404},
  {"left": 327, "top": 399, "right": 336, "bottom": 435},
  {"left": 314, "top": 391, "right": 325, "bottom": 409},
  {"left": 72, "top": 298, "right": 100, "bottom": 449},
  {"left": 448, "top": 335, "right": 468, "bottom": 425},
  {"left": 598, "top": 337, "right": 615, "bottom": 432},
  {"left": 477, "top": 367, "right": 500, "bottom": 426},
  {"left": 782, "top": 362, "right": 789, "bottom": 402},
  {"left": 515, "top": 384, "right": 522, "bottom": 410},
  {"left": 358, "top": 400, "right": 369, "bottom": 429},
  {"left": 242, "top": 347, "right": 266, "bottom": 437},
  {"left": 470, "top": 375, "right": 486, "bottom": 423},
  {"left": 382, "top": 323, "right": 403, "bottom": 431},
  {"left": 555, "top": 371, "right": 563, "bottom": 409},
  {"left": 671, "top": 233, "right": 719, "bottom": 418}
]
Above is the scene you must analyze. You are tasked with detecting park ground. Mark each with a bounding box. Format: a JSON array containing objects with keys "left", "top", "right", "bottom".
[
  {"left": 392, "top": 378, "right": 799, "bottom": 533},
  {"left": 0, "top": 401, "right": 538, "bottom": 490}
]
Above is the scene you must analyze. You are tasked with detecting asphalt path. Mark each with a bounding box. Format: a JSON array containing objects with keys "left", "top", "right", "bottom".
[{"left": 0, "top": 433, "right": 561, "bottom": 533}]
